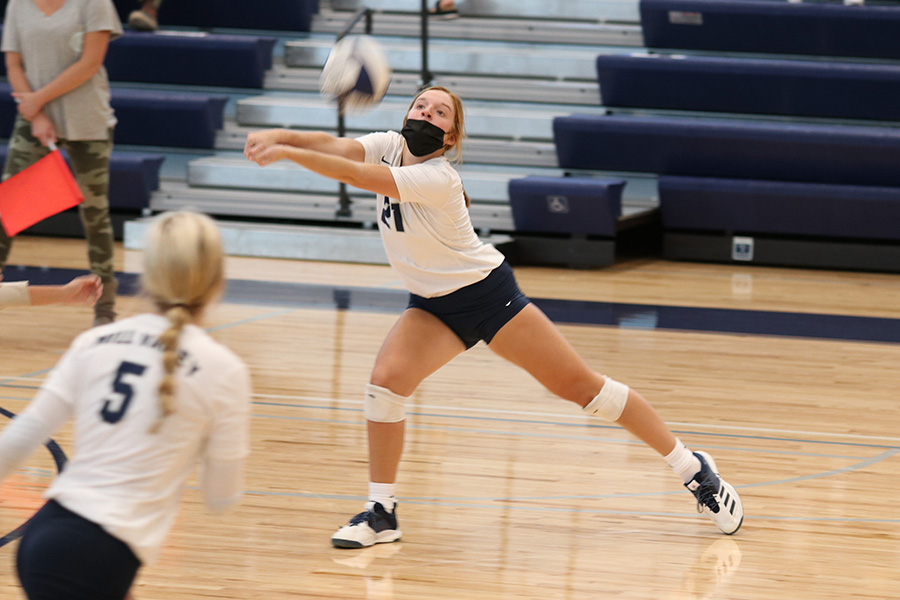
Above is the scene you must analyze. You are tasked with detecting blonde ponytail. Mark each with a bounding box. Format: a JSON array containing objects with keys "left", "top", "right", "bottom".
[
  {"left": 149, "top": 305, "right": 190, "bottom": 433},
  {"left": 141, "top": 211, "right": 225, "bottom": 433}
]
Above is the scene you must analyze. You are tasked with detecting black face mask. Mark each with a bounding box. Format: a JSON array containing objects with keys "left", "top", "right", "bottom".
[{"left": 401, "top": 119, "right": 446, "bottom": 157}]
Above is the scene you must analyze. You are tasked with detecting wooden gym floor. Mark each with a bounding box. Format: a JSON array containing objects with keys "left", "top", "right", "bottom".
[{"left": 1, "top": 235, "right": 898, "bottom": 599}]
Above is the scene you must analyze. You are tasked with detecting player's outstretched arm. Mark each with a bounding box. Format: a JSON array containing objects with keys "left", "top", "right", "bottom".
[
  {"left": 27, "top": 275, "right": 103, "bottom": 307},
  {"left": 244, "top": 129, "right": 364, "bottom": 162}
]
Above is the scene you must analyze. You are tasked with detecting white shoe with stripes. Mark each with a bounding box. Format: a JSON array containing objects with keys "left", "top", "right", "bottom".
[
  {"left": 685, "top": 451, "right": 744, "bottom": 535},
  {"left": 331, "top": 501, "right": 402, "bottom": 549}
]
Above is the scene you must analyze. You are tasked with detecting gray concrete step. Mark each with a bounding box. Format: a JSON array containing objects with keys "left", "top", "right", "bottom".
[
  {"left": 235, "top": 91, "right": 606, "bottom": 142},
  {"left": 264, "top": 65, "right": 603, "bottom": 106},
  {"left": 330, "top": 0, "right": 641, "bottom": 24},
  {"left": 313, "top": 6, "right": 643, "bottom": 46},
  {"left": 125, "top": 217, "right": 394, "bottom": 264},
  {"left": 180, "top": 155, "right": 659, "bottom": 217},
  {"left": 284, "top": 35, "right": 625, "bottom": 81},
  {"left": 186, "top": 155, "right": 558, "bottom": 202},
  {"left": 126, "top": 215, "right": 518, "bottom": 265},
  {"left": 215, "top": 122, "right": 559, "bottom": 167},
  {"left": 148, "top": 180, "right": 516, "bottom": 232}
]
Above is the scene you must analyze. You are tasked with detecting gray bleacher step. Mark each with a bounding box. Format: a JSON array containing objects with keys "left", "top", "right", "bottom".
[
  {"left": 125, "top": 217, "right": 391, "bottom": 264},
  {"left": 125, "top": 216, "right": 514, "bottom": 265},
  {"left": 148, "top": 180, "right": 516, "bottom": 231},
  {"left": 184, "top": 155, "right": 660, "bottom": 210},
  {"left": 312, "top": 7, "right": 643, "bottom": 46},
  {"left": 189, "top": 155, "right": 562, "bottom": 202},
  {"left": 265, "top": 65, "right": 602, "bottom": 106},
  {"left": 236, "top": 93, "right": 606, "bottom": 142},
  {"left": 283, "top": 36, "right": 624, "bottom": 81},
  {"left": 330, "top": 0, "right": 641, "bottom": 24},
  {"left": 215, "top": 122, "right": 558, "bottom": 167}
]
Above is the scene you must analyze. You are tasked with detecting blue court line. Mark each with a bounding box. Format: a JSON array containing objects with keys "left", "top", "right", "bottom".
[
  {"left": 3, "top": 391, "right": 894, "bottom": 453},
  {"left": 0, "top": 407, "right": 67, "bottom": 548},
  {"left": 6, "top": 265, "right": 900, "bottom": 344}
]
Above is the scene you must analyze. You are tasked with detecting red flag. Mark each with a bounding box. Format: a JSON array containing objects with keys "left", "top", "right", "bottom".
[{"left": 0, "top": 150, "right": 85, "bottom": 237}]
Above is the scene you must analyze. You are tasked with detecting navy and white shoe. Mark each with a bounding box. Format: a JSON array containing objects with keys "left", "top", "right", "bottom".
[
  {"left": 685, "top": 452, "right": 744, "bottom": 535},
  {"left": 332, "top": 502, "right": 402, "bottom": 549}
]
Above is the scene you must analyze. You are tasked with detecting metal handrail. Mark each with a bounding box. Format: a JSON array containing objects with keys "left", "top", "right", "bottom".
[
  {"left": 331, "top": 4, "right": 434, "bottom": 217},
  {"left": 419, "top": 0, "right": 434, "bottom": 88},
  {"left": 335, "top": 8, "right": 373, "bottom": 217}
]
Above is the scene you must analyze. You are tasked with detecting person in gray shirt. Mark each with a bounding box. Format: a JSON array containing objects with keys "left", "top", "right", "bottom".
[{"left": 1, "top": 0, "right": 123, "bottom": 327}]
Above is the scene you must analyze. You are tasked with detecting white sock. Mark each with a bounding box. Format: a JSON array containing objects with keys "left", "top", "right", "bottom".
[
  {"left": 368, "top": 482, "right": 397, "bottom": 511},
  {"left": 664, "top": 439, "right": 702, "bottom": 484}
]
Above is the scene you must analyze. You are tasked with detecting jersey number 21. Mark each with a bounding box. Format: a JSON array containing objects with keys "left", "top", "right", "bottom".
[{"left": 380, "top": 197, "right": 405, "bottom": 232}]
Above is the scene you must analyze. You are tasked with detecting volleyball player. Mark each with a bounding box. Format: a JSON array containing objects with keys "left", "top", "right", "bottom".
[
  {"left": 244, "top": 86, "right": 743, "bottom": 549},
  {"left": 0, "top": 211, "right": 251, "bottom": 599}
]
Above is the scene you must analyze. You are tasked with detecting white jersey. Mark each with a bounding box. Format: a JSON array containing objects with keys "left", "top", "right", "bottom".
[
  {"left": 358, "top": 131, "right": 505, "bottom": 298},
  {"left": 1, "top": 313, "right": 251, "bottom": 564}
]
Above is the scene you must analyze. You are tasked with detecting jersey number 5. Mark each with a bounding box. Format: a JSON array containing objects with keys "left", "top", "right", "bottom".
[{"left": 101, "top": 361, "right": 147, "bottom": 424}]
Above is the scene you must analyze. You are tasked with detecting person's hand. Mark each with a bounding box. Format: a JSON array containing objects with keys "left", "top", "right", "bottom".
[
  {"left": 243, "top": 130, "right": 284, "bottom": 163},
  {"left": 248, "top": 143, "right": 289, "bottom": 167},
  {"left": 60, "top": 275, "right": 103, "bottom": 306},
  {"left": 11, "top": 91, "right": 44, "bottom": 121},
  {"left": 30, "top": 115, "right": 57, "bottom": 148}
]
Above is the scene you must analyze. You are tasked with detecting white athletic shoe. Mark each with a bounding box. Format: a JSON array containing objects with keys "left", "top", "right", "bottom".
[
  {"left": 685, "top": 451, "right": 744, "bottom": 535},
  {"left": 332, "top": 502, "right": 402, "bottom": 549}
]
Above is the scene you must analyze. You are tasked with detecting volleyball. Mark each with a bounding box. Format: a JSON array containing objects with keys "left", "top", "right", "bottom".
[{"left": 319, "top": 35, "right": 392, "bottom": 114}]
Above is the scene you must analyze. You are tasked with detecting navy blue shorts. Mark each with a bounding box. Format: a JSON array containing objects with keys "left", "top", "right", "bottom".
[
  {"left": 407, "top": 261, "right": 531, "bottom": 350},
  {"left": 17, "top": 500, "right": 140, "bottom": 600}
]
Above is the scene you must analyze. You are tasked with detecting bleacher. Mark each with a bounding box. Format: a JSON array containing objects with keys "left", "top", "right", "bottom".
[
  {"left": 569, "top": 0, "right": 900, "bottom": 272},
  {"left": 2, "top": 0, "right": 900, "bottom": 272}
]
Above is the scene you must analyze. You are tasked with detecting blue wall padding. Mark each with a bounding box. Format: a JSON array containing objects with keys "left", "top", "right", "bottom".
[
  {"left": 659, "top": 176, "right": 900, "bottom": 241},
  {"left": 110, "top": 89, "right": 228, "bottom": 149},
  {"left": 509, "top": 176, "right": 625, "bottom": 236},
  {"left": 596, "top": 53, "right": 900, "bottom": 121},
  {"left": 640, "top": 0, "right": 900, "bottom": 59},
  {"left": 0, "top": 83, "right": 13, "bottom": 134},
  {"left": 553, "top": 114, "right": 900, "bottom": 187},
  {"left": 0, "top": 84, "right": 227, "bottom": 149},
  {"left": 105, "top": 32, "right": 276, "bottom": 89},
  {"left": 0, "top": 148, "right": 163, "bottom": 210}
]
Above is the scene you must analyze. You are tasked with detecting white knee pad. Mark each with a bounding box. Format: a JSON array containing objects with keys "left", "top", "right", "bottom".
[
  {"left": 582, "top": 376, "right": 629, "bottom": 422},
  {"left": 364, "top": 384, "right": 407, "bottom": 423}
]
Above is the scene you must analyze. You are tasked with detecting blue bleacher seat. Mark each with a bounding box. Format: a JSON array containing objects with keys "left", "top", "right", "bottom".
[
  {"left": 553, "top": 114, "right": 900, "bottom": 187},
  {"left": 105, "top": 32, "right": 276, "bottom": 89},
  {"left": 508, "top": 176, "right": 625, "bottom": 237},
  {"left": 157, "top": 0, "right": 316, "bottom": 31},
  {"left": 112, "top": 0, "right": 317, "bottom": 31},
  {"left": 640, "top": 0, "right": 900, "bottom": 60},
  {"left": 0, "top": 84, "right": 227, "bottom": 149},
  {"left": 659, "top": 176, "right": 900, "bottom": 242},
  {"left": 111, "top": 89, "right": 228, "bottom": 149},
  {"left": 596, "top": 53, "right": 900, "bottom": 121},
  {"left": 0, "top": 148, "right": 164, "bottom": 211}
]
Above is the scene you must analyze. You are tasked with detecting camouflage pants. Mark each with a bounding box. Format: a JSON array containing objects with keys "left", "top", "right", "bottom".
[{"left": 0, "top": 115, "right": 116, "bottom": 284}]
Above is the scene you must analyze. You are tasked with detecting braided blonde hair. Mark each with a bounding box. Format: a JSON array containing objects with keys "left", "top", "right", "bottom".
[{"left": 141, "top": 211, "right": 225, "bottom": 433}]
